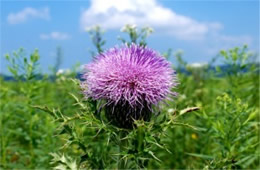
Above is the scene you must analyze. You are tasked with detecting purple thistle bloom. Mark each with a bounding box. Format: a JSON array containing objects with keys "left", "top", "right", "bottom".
[{"left": 81, "top": 44, "right": 178, "bottom": 128}]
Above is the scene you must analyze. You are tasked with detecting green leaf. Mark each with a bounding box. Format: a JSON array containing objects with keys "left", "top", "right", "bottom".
[
  {"left": 185, "top": 153, "right": 214, "bottom": 160},
  {"left": 148, "top": 151, "right": 161, "bottom": 162}
]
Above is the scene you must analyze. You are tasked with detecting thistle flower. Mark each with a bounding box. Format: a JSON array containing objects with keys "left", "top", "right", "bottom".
[{"left": 81, "top": 44, "right": 178, "bottom": 128}]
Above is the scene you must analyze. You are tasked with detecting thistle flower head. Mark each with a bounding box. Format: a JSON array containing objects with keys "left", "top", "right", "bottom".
[{"left": 81, "top": 44, "right": 177, "bottom": 128}]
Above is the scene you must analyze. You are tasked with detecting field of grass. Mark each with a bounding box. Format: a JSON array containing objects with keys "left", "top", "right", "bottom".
[{"left": 0, "top": 26, "right": 259, "bottom": 169}]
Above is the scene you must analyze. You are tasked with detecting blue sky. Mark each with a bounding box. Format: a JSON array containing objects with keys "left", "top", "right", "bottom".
[{"left": 1, "top": 0, "right": 259, "bottom": 74}]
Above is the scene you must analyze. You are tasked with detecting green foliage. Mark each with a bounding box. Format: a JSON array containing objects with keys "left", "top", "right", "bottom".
[
  {"left": 1, "top": 25, "right": 259, "bottom": 169},
  {"left": 1, "top": 49, "right": 54, "bottom": 168},
  {"left": 86, "top": 25, "right": 106, "bottom": 56},
  {"left": 50, "top": 153, "right": 78, "bottom": 170},
  {"left": 204, "top": 93, "right": 259, "bottom": 169},
  {"left": 5, "top": 48, "right": 40, "bottom": 81},
  {"left": 216, "top": 45, "right": 259, "bottom": 106},
  {"left": 218, "top": 45, "right": 253, "bottom": 74},
  {"left": 118, "top": 24, "right": 153, "bottom": 46},
  {"left": 33, "top": 86, "right": 202, "bottom": 169},
  {"left": 0, "top": 49, "right": 79, "bottom": 168}
]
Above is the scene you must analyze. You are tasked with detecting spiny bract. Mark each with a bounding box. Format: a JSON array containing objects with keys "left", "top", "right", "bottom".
[{"left": 81, "top": 44, "right": 177, "bottom": 128}]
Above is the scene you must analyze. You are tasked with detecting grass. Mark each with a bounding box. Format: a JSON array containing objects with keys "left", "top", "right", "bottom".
[{"left": 0, "top": 26, "right": 259, "bottom": 169}]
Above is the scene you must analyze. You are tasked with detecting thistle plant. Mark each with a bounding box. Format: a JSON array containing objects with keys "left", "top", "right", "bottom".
[
  {"left": 86, "top": 25, "right": 106, "bottom": 56},
  {"left": 33, "top": 43, "right": 193, "bottom": 169},
  {"left": 81, "top": 44, "right": 178, "bottom": 129},
  {"left": 118, "top": 24, "right": 153, "bottom": 46}
]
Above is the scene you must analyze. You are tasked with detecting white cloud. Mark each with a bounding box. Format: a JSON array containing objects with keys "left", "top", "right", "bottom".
[
  {"left": 202, "top": 34, "right": 253, "bottom": 56},
  {"left": 217, "top": 35, "right": 252, "bottom": 45},
  {"left": 40, "top": 32, "right": 70, "bottom": 40},
  {"left": 80, "top": 0, "right": 255, "bottom": 56},
  {"left": 80, "top": 0, "right": 222, "bottom": 40},
  {"left": 7, "top": 7, "right": 50, "bottom": 24}
]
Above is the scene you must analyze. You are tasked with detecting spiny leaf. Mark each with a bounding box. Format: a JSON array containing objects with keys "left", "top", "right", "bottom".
[
  {"left": 69, "top": 93, "right": 80, "bottom": 103},
  {"left": 180, "top": 107, "right": 200, "bottom": 115},
  {"left": 31, "top": 105, "right": 56, "bottom": 118}
]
